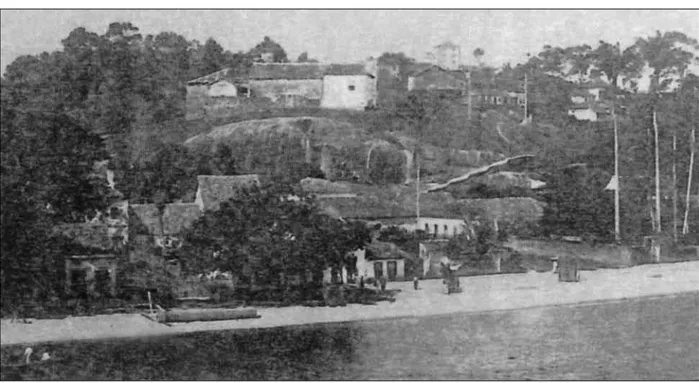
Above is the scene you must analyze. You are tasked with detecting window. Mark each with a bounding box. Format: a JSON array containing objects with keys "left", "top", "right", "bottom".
[
  {"left": 444, "top": 225, "right": 448, "bottom": 235},
  {"left": 425, "top": 223, "right": 429, "bottom": 232},
  {"left": 434, "top": 224, "right": 438, "bottom": 235},
  {"left": 348, "top": 85, "right": 356, "bottom": 91}
]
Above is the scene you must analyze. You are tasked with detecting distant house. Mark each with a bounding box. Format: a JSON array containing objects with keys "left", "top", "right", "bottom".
[
  {"left": 357, "top": 241, "right": 408, "bottom": 281},
  {"left": 324, "top": 241, "right": 409, "bottom": 283},
  {"left": 568, "top": 103, "right": 611, "bottom": 122},
  {"left": 195, "top": 174, "right": 261, "bottom": 211},
  {"left": 579, "top": 78, "right": 610, "bottom": 102},
  {"left": 186, "top": 61, "right": 377, "bottom": 118},
  {"left": 407, "top": 65, "right": 466, "bottom": 93}
]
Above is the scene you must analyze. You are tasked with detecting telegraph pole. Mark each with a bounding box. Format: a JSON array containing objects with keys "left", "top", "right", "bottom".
[
  {"left": 612, "top": 42, "right": 621, "bottom": 243},
  {"left": 466, "top": 68, "right": 472, "bottom": 121},
  {"left": 523, "top": 72, "right": 528, "bottom": 122},
  {"left": 653, "top": 110, "right": 662, "bottom": 233},
  {"left": 683, "top": 126, "right": 696, "bottom": 235}
]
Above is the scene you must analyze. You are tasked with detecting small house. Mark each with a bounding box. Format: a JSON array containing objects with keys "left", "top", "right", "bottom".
[{"left": 336, "top": 241, "right": 408, "bottom": 283}]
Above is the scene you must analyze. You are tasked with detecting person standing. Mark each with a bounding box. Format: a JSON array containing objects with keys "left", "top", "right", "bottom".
[{"left": 413, "top": 276, "right": 419, "bottom": 290}]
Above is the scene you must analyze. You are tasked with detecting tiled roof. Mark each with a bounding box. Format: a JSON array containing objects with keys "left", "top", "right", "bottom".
[
  {"left": 53, "top": 223, "right": 114, "bottom": 251},
  {"left": 162, "top": 203, "right": 202, "bottom": 235},
  {"left": 130, "top": 203, "right": 203, "bottom": 236},
  {"left": 196, "top": 174, "right": 261, "bottom": 211},
  {"left": 129, "top": 204, "right": 162, "bottom": 236},
  {"left": 188, "top": 63, "right": 372, "bottom": 85},
  {"left": 304, "top": 179, "right": 461, "bottom": 219},
  {"left": 247, "top": 63, "right": 327, "bottom": 80},
  {"left": 366, "top": 241, "right": 411, "bottom": 260},
  {"left": 325, "top": 63, "right": 369, "bottom": 76},
  {"left": 187, "top": 68, "right": 236, "bottom": 86}
]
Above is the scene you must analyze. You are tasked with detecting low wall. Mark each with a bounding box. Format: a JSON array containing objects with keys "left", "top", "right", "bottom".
[{"left": 504, "top": 239, "right": 640, "bottom": 269}]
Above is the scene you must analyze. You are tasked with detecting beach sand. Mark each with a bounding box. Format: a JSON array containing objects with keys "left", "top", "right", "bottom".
[{"left": 2, "top": 261, "right": 698, "bottom": 346}]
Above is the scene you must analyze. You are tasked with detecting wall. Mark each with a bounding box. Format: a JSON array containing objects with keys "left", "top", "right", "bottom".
[
  {"left": 587, "top": 88, "right": 602, "bottom": 101},
  {"left": 186, "top": 80, "right": 323, "bottom": 121},
  {"left": 250, "top": 79, "right": 323, "bottom": 103},
  {"left": 208, "top": 81, "right": 238, "bottom": 97},
  {"left": 397, "top": 217, "right": 466, "bottom": 238},
  {"left": 321, "top": 75, "right": 375, "bottom": 110}
]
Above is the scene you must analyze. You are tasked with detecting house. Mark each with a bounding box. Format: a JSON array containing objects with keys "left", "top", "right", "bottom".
[
  {"left": 568, "top": 103, "right": 611, "bottom": 122},
  {"left": 357, "top": 241, "right": 408, "bottom": 281},
  {"left": 53, "top": 222, "right": 123, "bottom": 298},
  {"left": 65, "top": 254, "right": 118, "bottom": 298},
  {"left": 195, "top": 174, "right": 261, "bottom": 212},
  {"left": 407, "top": 65, "right": 466, "bottom": 93},
  {"left": 324, "top": 241, "right": 409, "bottom": 283},
  {"left": 186, "top": 60, "right": 377, "bottom": 118},
  {"left": 579, "top": 78, "right": 610, "bottom": 101}
]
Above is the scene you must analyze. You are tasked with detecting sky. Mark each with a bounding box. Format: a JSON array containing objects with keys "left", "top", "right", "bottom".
[{"left": 2, "top": 9, "right": 698, "bottom": 75}]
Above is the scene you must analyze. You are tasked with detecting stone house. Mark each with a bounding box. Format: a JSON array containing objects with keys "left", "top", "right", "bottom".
[
  {"left": 53, "top": 223, "right": 123, "bottom": 298},
  {"left": 186, "top": 60, "right": 377, "bottom": 119}
]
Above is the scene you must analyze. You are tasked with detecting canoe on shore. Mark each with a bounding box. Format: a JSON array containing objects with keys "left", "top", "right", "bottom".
[{"left": 155, "top": 308, "right": 260, "bottom": 323}]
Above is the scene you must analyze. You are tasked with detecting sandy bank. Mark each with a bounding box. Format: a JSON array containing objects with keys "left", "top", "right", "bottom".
[{"left": 2, "top": 261, "right": 698, "bottom": 346}]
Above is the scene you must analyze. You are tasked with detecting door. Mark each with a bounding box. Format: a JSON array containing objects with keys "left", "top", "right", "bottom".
[
  {"left": 70, "top": 269, "right": 88, "bottom": 298},
  {"left": 387, "top": 261, "right": 398, "bottom": 281},
  {"left": 94, "top": 269, "right": 112, "bottom": 297},
  {"left": 373, "top": 262, "right": 383, "bottom": 278}
]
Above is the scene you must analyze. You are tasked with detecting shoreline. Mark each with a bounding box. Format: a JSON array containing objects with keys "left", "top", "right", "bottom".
[{"left": 2, "top": 261, "right": 699, "bottom": 347}]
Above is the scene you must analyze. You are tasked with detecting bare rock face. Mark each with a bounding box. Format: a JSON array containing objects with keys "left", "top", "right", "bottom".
[{"left": 184, "top": 117, "right": 413, "bottom": 182}]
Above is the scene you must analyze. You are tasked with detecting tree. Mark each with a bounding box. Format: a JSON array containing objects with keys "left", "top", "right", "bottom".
[
  {"left": 473, "top": 47, "right": 485, "bottom": 66},
  {"left": 178, "top": 181, "right": 371, "bottom": 300},
  {"left": 296, "top": 51, "right": 317, "bottom": 63},
  {"left": 1, "top": 82, "right": 112, "bottom": 310},
  {"left": 635, "top": 31, "right": 699, "bottom": 94},
  {"left": 249, "top": 36, "right": 289, "bottom": 63},
  {"left": 200, "top": 37, "right": 226, "bottom": 75},
  {"left": 588, "top": 41, "right": 644, "bottom": 90},
  {"left": 634, "top": 31, "right": 699, "bottom": 237},
  {"left": 540, "top": 166, "right": 615, "bottom": 240}
]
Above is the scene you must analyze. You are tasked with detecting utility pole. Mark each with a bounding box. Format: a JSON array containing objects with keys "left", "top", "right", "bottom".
[
  {"left": 612, "top": 42, "right": 621, "bottom": 243},
  {"left": 466, "top": 68, "right": 472, "bottom": 121},
  {"left": 683, "top": 126, "right": 696, "bottom": 235},
  {"left": 653, "top": 109, "right": 662, "bottom": 233},
  {"left": 523, "top": 72, "right": 528, "bottom": 122},
  {"left": 672, "top": 132, "right": 678, "bottom": 242}
]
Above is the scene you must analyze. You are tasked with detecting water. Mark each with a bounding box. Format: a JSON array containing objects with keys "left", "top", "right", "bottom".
[{"left": 2, "top": 292, "right": 698, "bottom": 380}]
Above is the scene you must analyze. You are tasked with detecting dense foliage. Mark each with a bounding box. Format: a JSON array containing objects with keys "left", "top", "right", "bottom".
[{"left": 177, "top": 181, "right": 372, "bottom": 300}]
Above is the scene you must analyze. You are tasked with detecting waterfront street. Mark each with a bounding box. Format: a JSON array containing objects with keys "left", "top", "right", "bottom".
[{"left": 2, "top": 261, "right": 698, "bottom": 346}]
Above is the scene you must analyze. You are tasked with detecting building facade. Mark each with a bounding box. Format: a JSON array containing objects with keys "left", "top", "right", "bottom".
[{"left": 186, "top": 60, "right": 378, "bottom": 119}]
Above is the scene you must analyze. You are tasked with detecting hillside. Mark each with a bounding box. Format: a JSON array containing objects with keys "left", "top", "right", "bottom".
[{"left": 182, "top": 115, "right": 542, "bottom": 190}]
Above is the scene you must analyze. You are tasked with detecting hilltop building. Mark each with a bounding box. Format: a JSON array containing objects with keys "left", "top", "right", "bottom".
[{"left": 186, "top": 60, "right": 378, "bottom": 119}]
